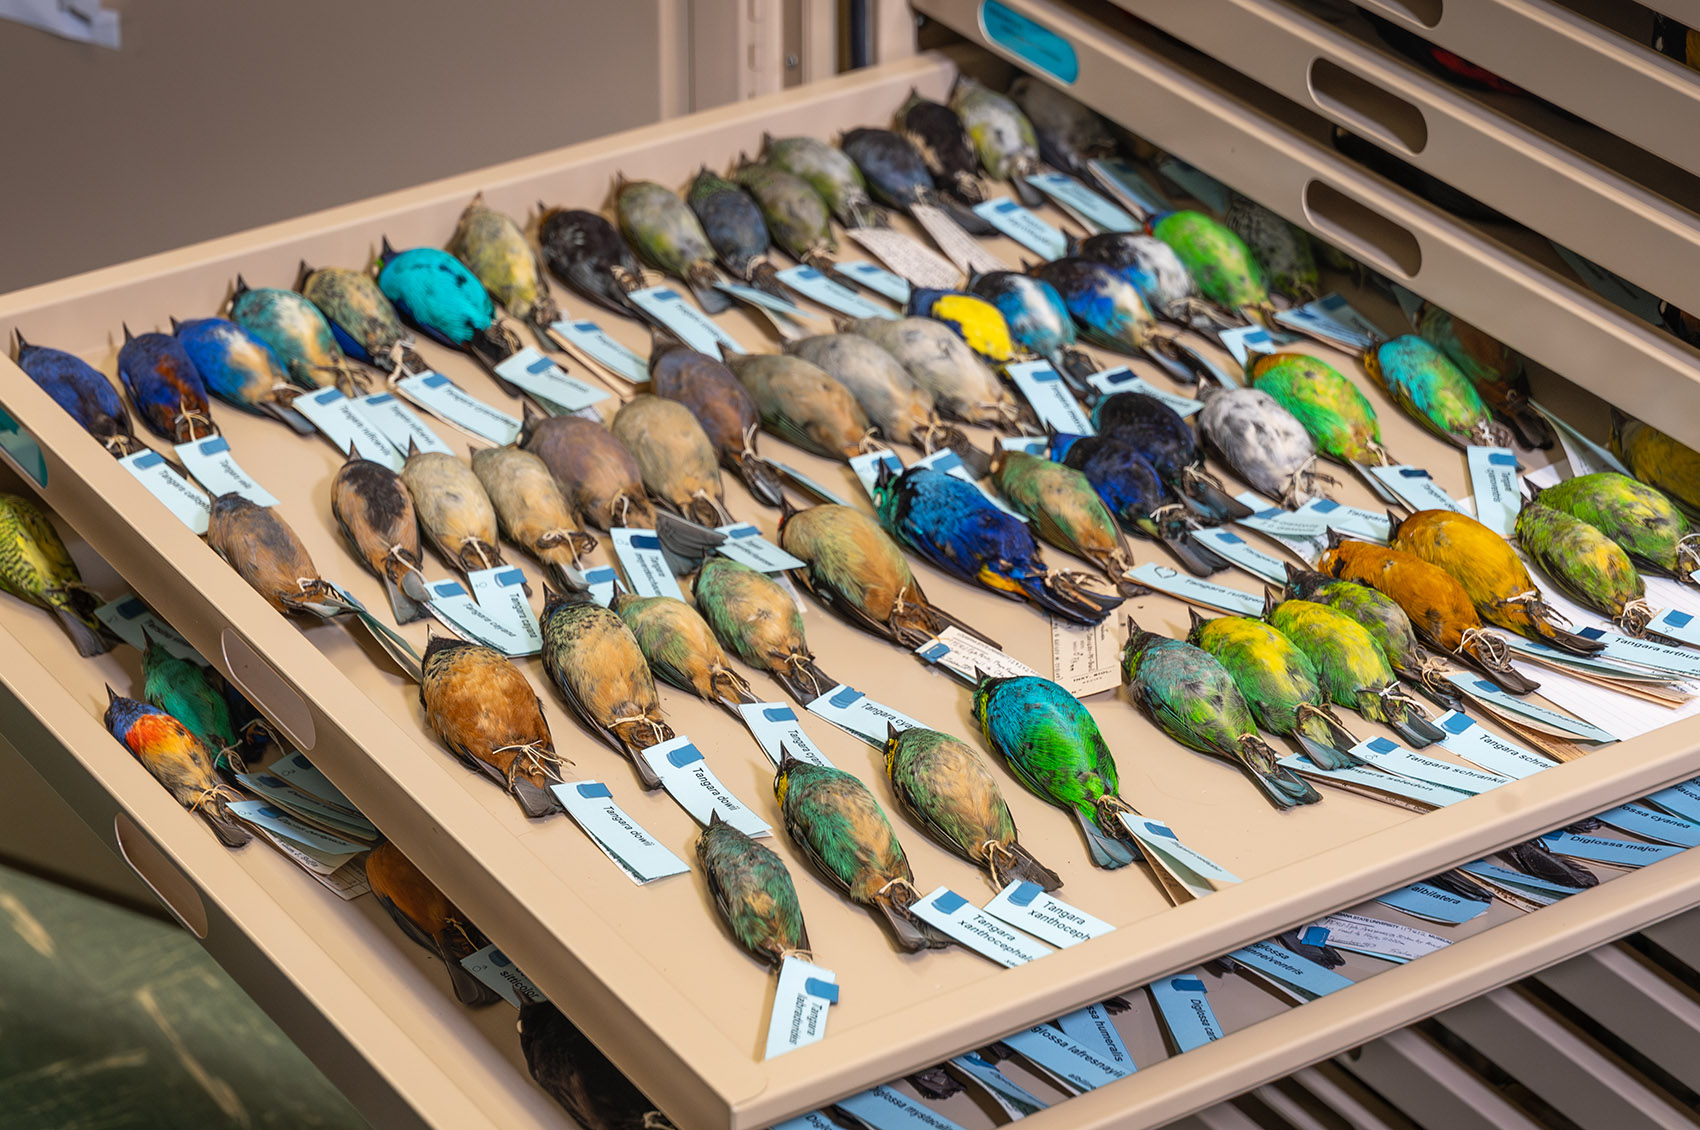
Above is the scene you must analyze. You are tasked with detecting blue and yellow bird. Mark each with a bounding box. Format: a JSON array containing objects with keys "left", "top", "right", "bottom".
[
  {"left": 117, "top": 325, "right": 216, "bottom": 443},
  {"left": 14, "top": 333, "right": 140, "bottom": 456},
  {"left": 104, "top": 689, "right": 250, "bottom": 847},
  {"left": 906, "top": 288, "right": 1017, "bottom": 363},
  {"left": 171, "top": 316, "right": 313, "bottom": 434}
]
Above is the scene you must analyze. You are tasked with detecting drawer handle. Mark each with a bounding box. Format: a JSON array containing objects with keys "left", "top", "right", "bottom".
[
  {"left": 1308, "top": 58, "right": 1429, "bottom": 156},
  {"left": 114, "top": 812, "right": 209, "bottom": 938},
  {"left": 1354, "top": 0, "right": 1441, "bottom": 28},
  {"left": 1303, "top": 180, "right": 1423, "bottom": 278},
  {"left": 221, "top": 628, "right": 316, "bottom": 751}
]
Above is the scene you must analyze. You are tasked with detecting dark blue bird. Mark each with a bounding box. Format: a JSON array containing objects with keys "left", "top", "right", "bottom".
[
  {"left": 1051, "top": 432, "right": 1227, "bottom": 577},
  {"left": 117, "top": 325, "right": 216, "bottom": 443},
  {"left": 376, "top": 241, "right": 523, "bottom": 373},
  {"left": 1092, "top": 391, "right": 1251, "bottom": 524},
  {"left": 14, "top": 334, "right": 140, "bottom": 456},
  {"left": 688, "top": 167, "right": 787, "bottom": 298},
  {"left": 171, "top": 317, "right": 313, "bottom": 434},
  {"left": 871, "top": 464, "right": 1122, "bottom": 625},
  {"left": 840, "top": 128, "right": 994, "bottom": 235}
]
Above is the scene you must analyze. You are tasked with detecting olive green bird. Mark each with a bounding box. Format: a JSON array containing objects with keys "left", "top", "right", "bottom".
[
  {"left": 447, "top": 193, "right": 559, "bottom": 333},
  {"left": 1611, "top": 411, "right": 1700, "bottom": 518},
  {"left": 972, "top": 673, "right": 1146, "bottom": 871},
  {"left": 1183, "top": 610, "right": 1363, "bottom": 770},
  {"left": 1122, "top": 625, "right": 1321, "bottom": 809},
  {"left": 884, "top": 725, "right": 1061, "bottom": 891},
  {"left": 1514, "top": 499, "right": 1652, "bottom": 634},
  {"left": 614, "top": 176, "right": 731, "bottom": 314},
  {"left": 774, "top": 755, "right": 950, "bottom": 952},
  {"left": 1364, "top": 335, "right": 1513, "bottom": 449},
  {"left": 697, "top": 812, "right": 811, "bottom": 969},
  {"left": 1531, "top": 472, "right": 1699, "bottom": 582},
  {"left": 612, "top": 592, "right": 756, "bottom": 713},
  {"left": 1249, "top": 352, "right": 1394, "bottom": 467},
  {"left": 539, "top": 590, "right": 671, "bottom": 790},
  {"left": 0, "top": 492, "right": 110, "bottom": 657},
  {"left": 694, "top": 558, "right": 837, "bottom": 704},
  {"left": 733, "top": 160, "right": 839, "bottom": 272},
  {"left": 141, "top": 631, "right": 241, "bottom": 770},
  {"left": 1281, "top": 566, "right": 1454, "bottom": 699},
  {"left": 1265, "top": 597, "right": 1445, "bottom": 747},
  {"left": 1148, "top": 210, "right": 1269, "bottom": 311},
  {"left": 991, "top": 450, "right": 1147, "bottom": 598}
]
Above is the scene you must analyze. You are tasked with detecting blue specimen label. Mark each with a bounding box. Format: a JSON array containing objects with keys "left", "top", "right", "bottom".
[
  {"left": 1089, "top": 367, "right": 1203, "bottom": 416},
  {"left": 1191, "top": 528, "right": 1288, "bottom": 584},
  {"left": 1148, "top": 973, "right": 1223, "bottom": 1052},
  {"left": 551, "top": 779, "right": 690, "bottom": 884},
  {"left": 610, "top": 527, "right": 686, "bottom": 601},
  {"left": 736, "top": 701, "right": 834, "bottom": 768},
  {"left": 1280, "top": 754, "right": 1468, "bottom": 809},
  {"left": 948, "top": 1053, "right": 1048, "bottom": 1116},
  {"left": 227, "top": 800, "right": 366, "bottom": 859},
  {"left": 1349, "top": 736, "right": 1511, "bottom": 795},
  {"left": 1055, "top": 1003, "right": 1135, "bottom": 1076},
  {"left": 395, "top": 371, "right": 520, "bottom": 445},
  {"left": 1467, "top": 446, "right": 1520, "bottom": 538},
  {"left": 0, "top": 402, "right": 47, "bottom": 487},
  {"left": 836, "top": 260, "right": 912, "bottom": 304},
  {"left": 776, "top": 266, "right": 896, "bottom": 320},
  {"left": 296, "top": 387, "right": 404, "bottom": 470},
  {"left": 1125, "top": 563, "right": 1262, "bottom": 616},
  {"left": 714, "top": 522, "right": 805, "bottom": 572},
  {"left": 1446, "top": 672, "right": 1618, "bottom": 743},
  {"left": 550, "top": 319, "right": 650, "bottom": 385},
  {"left": 1297, "top": 497, "right": 1390, "bottom": 541},
  {"left": 912, "top": 886, "right": 1055, "bottom": 967},
  {"left": 1366, "top": 464, "right": 1465, "bottom": 514},
  {"left": 1432, "top": 711, "right": 1552, "bottom": 780},
  {"left": 234, "top": 772, "right": 377, "bottom": 841},
  {"left": 459, "top": 944, "right": 546, "bottom": 1007},
  {"left": 984, "top": 880, "right": 1114, "bottom": 948},
  {"left": 1541, "top": 830, "right": 1680, "bottom": 868},
  {"left": 1026, "top": 172, "right": 1138, "bottom": 234},
  {"left": 1086, "top": 157, "right": 1169, "bottom": 219},
  {"left": 466, "top": 565, "right": 541, "bottom": 655},
  {"left": 175, "top": 436, "right": 280, "bottom": 508},
  {"left": 1230, "top": 939, "right": 1354, "bottom": 1001},
  {"left": 425, "top": 577, "right": 534, "bottom": 656},
  {"left": 93, "top": 593, "right": 201, "bottom": 663},
  {"left": 494, "top": 346, "right": 609, "bottom": 414},
  {"left": 355, "top": 391, "right": 453, "bottom": 456},
  {"left": 629, "top": 287, "right": 745, "bottom": 359},
  {"left": 1003, "top": 1022, "right": 1127, "bottom": 1092},
  {"left": 973, "top": 197, "right": 1068, "bottom": 260},
  {"left": 981, "top": 0, "right": 1080, "bottom": 83},
  {"left": 1592, "top": 801, "right": 1700, "bottom": 847},
  {"left": 837, "top": 1086, "right": 968, "bottom": 1130},
  {"left": 1374, "top": 881, "right": 1489, "bottom": 925},
  {"left": 1006, "top": 359, "right": 1093, "bottom": 434},
  {"left": 806, "top": 684, "right": 927, "bottom": 747}
]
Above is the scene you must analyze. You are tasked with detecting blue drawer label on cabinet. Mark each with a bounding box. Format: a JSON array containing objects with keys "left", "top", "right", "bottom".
[
  {"left": 981, "top": 1, "right": 1079, "bottom": 83},
  {"left": 0, "top": 403, "right": 46, "bottom": 486}
]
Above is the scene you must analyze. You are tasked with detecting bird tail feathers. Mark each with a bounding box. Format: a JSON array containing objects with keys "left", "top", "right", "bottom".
[
  {"left": 872, "top": 880, "right": 953, "bottom": 952},
  {"left": 686, "top": 263, "right": 731, "bottom": 314},
  {"left": 1016, "top": 569, "right": 1124, "bottom": 626},
  {"left": 56, "top": 607, "right": 114, "bottom": 658},
  {"left": 728, "top": 451, "right": 787, "bottom": 509},
  {"left": 990, "top": 841, "right": 1063, "bottom": 892},
  {"left": 1237, "top": 734, "right": 1321, "bottom": 809},
  {"left": 1294, "top": 704, "right": 1364, "bottom": 770},
  {"left": 1082, "top": 798, "right": 1141, "bottom": 869},
  {"left": 199, "top": 790, "right": 253, "bottom": 848}
]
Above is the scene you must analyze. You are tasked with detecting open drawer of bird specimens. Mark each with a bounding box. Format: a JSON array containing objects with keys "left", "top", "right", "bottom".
[{"left": 4, "top": 48, "right": 1700, "bottom": 1130}]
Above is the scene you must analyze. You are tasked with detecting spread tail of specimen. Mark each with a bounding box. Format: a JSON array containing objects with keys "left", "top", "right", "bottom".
[
  {"left": 727, "top": 450, "right": 787, "bottom": 509},
  {"left": 1361, "top": 686, "right": 1446, "bottom": 748},
  {"left": 1236, "top": 734, "right": 1322, "bottom": 809},
  {"left": 1178, "top": 466, "right": 1254, "bottom": 523},
  {"left": 748, "top": 258, "right": 788, "bottom": 300},
  {"left": 873, "top": 878, "right": 954, "bottom": 952},
  {"left": 55, "top": 602, "right": 114, "bottom": 658},
  {"left": 686, "top": 262, "right": 732, "bottom": 315},
  {"left": 197, "top": 787, "right": 253, "bottom": 848},
  {"left": 1082, "top": 796, "right": 1142, "bottom": 869},
  {"left": 1161, "top": 530, "right": 1231, "bottom": 577},
  {"left": 1293, "top": 703, "right": 1364, "bottom": 770},
  {"left": 987, "top": 840, "right": 1063, "bottom": 892},
  {"left": 1003, "top": 567, "right": 1124, "bottom": 626},
  {"left": 1502, "top": 838, "right": 1597, "bottom": 890}
]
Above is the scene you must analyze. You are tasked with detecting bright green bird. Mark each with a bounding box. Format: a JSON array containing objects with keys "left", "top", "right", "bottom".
[
  {"left": 991, "top": 450, "right": 1144, "bottom": 597},
  {"left": 1122, "top": 626, "right": 1320, "bottom": 809},
  {"left": 884, "top": 726, "right": 1061, "bottom": 891},
  {"left": 1611, "top": 412, "right": 1700, "bottom": 519},
  {"left": 1531, "top": 472, "right": 1699, "bottom": 582},
  {"left": 694, "top": 557, "right": 837, "bottom": 703},
  {"left": 1266, "top": 598, "right": 1444, "bottom": 747},
  {"left": 1183, "top": 610, "right": 1362, "bottom": 770},
  {"left": 0, "top": 492, "right": 109, "bottom": 657},
  {"left": 612, "top": 593, "right": 756, "bottom": 713},
  {"left": 141, "top": 631, "right": 239, "bottom": 768},
  {"left": 774, "top": 755, "right": 949, "bottom": 952},
  {"left": 1515, "top": 499, "right": 1651, "bottom": 633},
  {"left": 1281, "top": 567, "right": 1449, "bottom": 693},
  {"left": 1249, "top": 352, "right": 1393, "bottom": 467},
  {"left": 1148, "top": 210, "right": 1269, "bottom": 310},
  {"left": 1364, "top": 335, "right": 1512, "bottom": 449},
  {"left": 696, "top": 812, "right": 811, "bottom": 969},
  {"left": 972, "top": 673, "right": 1144, "bottom": 870}
]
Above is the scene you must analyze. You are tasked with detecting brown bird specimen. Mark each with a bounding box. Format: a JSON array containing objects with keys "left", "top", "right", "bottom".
[
  {"left": 610, "top": 394, "right": 732, "bottom": 526},
  {"left": 649, "top": 341, "right": 785, "bottom": 508},
  {"left": 330, "top": 453, "right": 429, "bottom": 624},
  {"left": 518, "top": 999, "right": 680, "bottom": 1130},
  {"left": 419, "top": 635, "right": 564, "bottom": 817},
  {"left": 470, "top": 445, "right": 597, "bottom": 590},
  {"left": 205, "top": 493, "right": 355, "bottom": 618},
  {"left": 522, "top": 413, "right": 657, "bottom": 531},
  {"left": 612, "top": 592, "right": 756, "bottom": 714},
  {"left": 400, "top": 447, "right": 508, "bottom": 576},
  {"left": 540, "top": 590, "right": 671, "bottom": 790},
  {"left": 365, "top": 841, "right": 500, "bottom": 1007}
]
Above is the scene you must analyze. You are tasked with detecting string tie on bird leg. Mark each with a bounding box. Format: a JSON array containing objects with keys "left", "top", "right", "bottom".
[
  {"left": 387, "top": 543, "right": 428, "bottom": 584},
  {"left": 1620, "top": 598, "right": 1656, "bottom": 637},
  {"left": 776, "top": 944, "right": 818, "bottom": 963},
  {"left": 1376, "top": 681, "right": 1430, "bottom": 717},
  {"left": 740, "top": 423, "right": 761, "bottom": 462},
  {"left": 1416, "top": 656, "right": 1453, "bottom": 695},
  {"left": 981, "top": 839, "right": 1016, "bottom": 886},
  {"left": 462, "top": 537, "right": 496, "bottom": 571},
  {"left": 857, "top": 430, "right": 886, "bottom": 455},
  {"left": 1459, "top": 626, "right": 1510, "bottom": 666},
  {"left": 494, "top": 742, "right": 566, "bottom": 784},
  {"left": 609, "top": 712, "right": 668, "bottom": 750}
]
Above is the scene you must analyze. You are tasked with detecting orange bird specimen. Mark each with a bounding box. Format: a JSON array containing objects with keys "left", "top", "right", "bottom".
[
  {"left": 420, "top": 636, "right": 564, "bottom": 817},
  {"left": 366, "top": 841, "right": 500, "bottom": 1007}
]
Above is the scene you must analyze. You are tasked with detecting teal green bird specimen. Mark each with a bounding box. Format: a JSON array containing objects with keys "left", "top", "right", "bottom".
[
  {"left": 698, "top": 812, "right": 812, "bottom": 967},
  {"left": 1533, "top": 472, "right": 1700, "bottom": 582},
  {"left": 1248, "top": 352, "right": 1395, "bottom": 467},
  {"left": 613, "top": 592, "right": 756, "bottom": 712},
  {"left": 615, "top": 177, "right": 731, "bottom": 314},
  {"left": 298, "top": 262, "right": 424, "bottom": 374},
  {"left": 1281, "top": 566, "right": 1451, "bottom": 695},
  {"left": 141, "top": 631, "right": 240, "bottom": 768},
  {"left": 991, "top": 450, "right": 1145, "bottom": 597},
  {"left": 972, "top": 673, "right": 1148, "bottom": 870},
  {"left": 540, "top": 591, "right": 671, "bottom": 790},
  {"left": 447, "top": 194, "right": 560, "bottom": 334},
  {"left": 762, "top": 134, "right": 886, "bottom": 228},
  {"left": 0, "top": 492, "right": 110, "bottom": 657},
  {"left": 1611, "top": 411, "right": 1700, "bottom": 518},
  {"left": 1364, "top": 335, "right": 1513, "bottom": 449},
  {"left": 1415, "top": 300, "right": 1551, "bottom": 450},
  {"left": 1148, "top": 210, "right": 1269, "bottom": 312},
  {"left": 774, "top": 755, "right": 950, "bottom": 951},
  {"left": 171, "top": 316, "right": 313, "bottom": 434},
  {"left": 377, "top": 242, "right": 525, "bottom": 372},
  {"left": 778, "top": 501, "right": 986, "bottom": 650},
  {"left": 1266, "top": 598, "right": 1445, "bottom": 747},
  {"left": 229, "top": 278, "right": 364, "bottom": 393},
  {"left": 949, "top": 77, "right": 1043, "bottom": 207},
  {"left": 1184, "top": 611, "right": 1362, "bottom": 770},
  {"left": 733, "top": 160, "right": 840, "bottom": 273},
  {"left": 1515, "top": 498, "right": 1652, "bottom": 633},
  {"left": 1223, "top": 193, "right": 1319, "bottom": 303},
  {"left": 1122, "top": 626, "right": 1320, "bottom": 809},
  {"left": 694, "top": 557, "right": 837, "bottom": 703},
  {"left": 885, "top": 726, "right": 1061, "bottom": 890},
  {"left": 725, "top": 352, "right": 874, "bottom": 461}
]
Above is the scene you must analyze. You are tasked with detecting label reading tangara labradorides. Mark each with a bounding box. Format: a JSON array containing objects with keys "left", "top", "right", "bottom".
[
  {"left": 1005, "top": 360, "right": 1093, "bottom": 435},
  {"left": 636, "top": 736, "right": 770, "bottom": 838},
  {"left": 459, "top": 944, "right": 545, "bottom": 1007},
  {"left": 551, "top": 781, "right": 689, "bottom": 884},
  {"left": 736, "top": 702, "right": 833, "bottom": 767},
  {"left": 983, "top": 881, "right": 1114, "bottom": 948},
  {"left": 609, "top": 528, "right": 685, "bottom": 601},
  {"left": 973, "top": 197, "right": 1068, "bottom": 260},
  {"left": 1147, "top": 974, "right": 1223, "bottom": 1052},
  {"left": 628, "top": 287, "right": 745, "bottom": 359},
  {"left": 912, "top": 887, "right": 1054, "bottom": 967},
  {"left": 764, "top": 955, "right": 837, "bottom": 1060},
  {"left": 806, "top": 684, "right": 927, "bottom": 747},
  {"left": 395, "top": 372, "right": 521, "bottom": 445},
  {"left": 294, "top": 387, "right": 403, "bottom": 470},
  {"left": 174, "top": 436, "right": 279, "bottom": 507},
  {"left": 355, "top": 392, "right": 454, "bottom": 455},
  {"left": 776, "top": 265, "right": 896, "bottom": 320},
  {"left": 493, "top": 346, "right": 609, "bottom": 414},
  {"left": 549, "top": 319, "right": 650, "bottom": 384}
]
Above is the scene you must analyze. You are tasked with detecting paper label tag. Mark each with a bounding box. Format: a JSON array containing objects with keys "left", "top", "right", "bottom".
[
  {"left": 1190, "top": 528, "right": 1287, "bottom": 584},
  {"left": 737, "top": 702, "right": 833, "bottom": 767},
  {"left": 1153, "top": 155, "right": 1230, "bottom": 213},
  {"left": 174, "top": 436, "right": 278, "bottom": 507},
  {"left": 973, "top": 197, "right": 1068, "bottom": 260},
  {"left": 1219, "top": 324, "right": 1282, "bottom": 368},
  {"left": 234, "top": 773, "right": 377, "bottom": 840},
  {"left": 1351, "top": 736, "right": 1508, "bottom": 795},
  {"left": 494, "top": 346, "right": 609, "bottom": 413},
  {"left": 629, "top": 287, "right": 745, "bottom": 358},
  {"left": 1367, "top": 465, "right": 1463, "bottom": 514},
  {"left": 714, "top": 523, "right": 806, "bottom": 572},
  {"left": 1231, "top": 494, "right": 1327, "bottom": 565},
  {"left": 1049, "top": 616, "right": 1122, "bottom": 697},
  {"left": 837, "top": 1086, "right": 968, "bottom": 1130},
  {"left": 1593, "top": 801, "right": 1700, "bottom": 847},
  {"left": 776, "top": 266, "right": 896, "bottom": 320},
  {"left": 578, "top": 565, "right": 619, "bottom": 607},
  {"left": 552, "top": 780, "right": 690, "bottom": 884},
  {"left": 1573, "top": 627, "right": 1700, "bottom": 678},
  {"left": 1304, "top": 913, "right": 1449, "bottom": 963},
  {"left": 1086, "top": 157, "right": 1168, "bottom": 218},
  {"left": 1125, "top": 563, "right": 1262, "bottom": 616},
  {"left": 1460, "top": 860, "right": 1576, "bottom": 902},
  {"left": 1549, "top": 243, "right": 1666, "bottom": 324},
  {"left": 459, "top": 944, "right": 546, "bottom": 1006},
  {"left": 1447, "top": 673, "right": 1618, "bottom": 743},
  {"left": 610, "top": 528, "right": 686, "bottom": 601},
  {"left": 1647, "top": 607, "right": 1700, "bottom": 648},
  {"left": 252, "top": 828, "right": 361, "bottom": 893},
  {"left": 1006, "top": 360, "right": 1093, "bottom": 435},
  {"left": 1118, "top": 813, "right": 1241, "bottom": 897},
  {"left": 396, "top": 372, "right": 520, "bottom": 444},
  {"left": 94, "top": 594, "right": 201, "bottom": 663},
  {"left": 1026, "top": 172, "right": 1138, "bottom": 233},
  {"left": 845, "top": 228, "right": 962, "bottom": 290},
  {"left": 1375, "top": 881, "right": 1490, "bottom": 924},
  {"left": 1297, "top": 497, "right": 1390, "bottom": 542},
  {"left": 917, "top": 626, "right": 1040, "bottom": 685},
  {"left": 1274, "top": 293, "right": 1382, "bottom": 349},
  {"left": 466, "top": 566, "right": 541, "bottom": 655},
  {"left": 549, "top": 318, "right": 649, "bottom": 384},
  {"left": 1000, "top": 435, "right": 1048, "bottom": 454},
  {"left": 269, "top": 751, "right": 360, "bottom": 815},
  {"left": 1148, "top": 975, "right": 1223, "bottom": 1052},
  {"left": 772, "top": 1114, "right": 843, "bottom": 1130},
  {"left": 1466, "top": 446, "right": 1520, "bottom": 537},
  {"left": 765, "top": 955, "right": 838, "bottom": 1060},
  {"left": 912, "top": 887, "right": 1055, "bottom": 967},
  {"left": 1541, "top": 830, "right": 1681, "bottom": 868},
  {"left": 1056, "top": 1003, "right": 1135, "bottom": 1078},
  {"left": 806, "top": 684, "right": 926, "bottom": 747},
  {"left": 716, "top": 281, "right": 814, "bottom": 321},
  {"left": 638, "top": 736, "right": 771, "bottom": 837},
  {"left": 948, "top": 1053, "right": 1048, "bottom": 1116},
  {"left": 1231, "top": 939, "right": 1354, "bottom": 1000},
  {"left": 426, "top": 578, "right": 532, "bottom": 654},
  {"left": 1002, "top": 1023, "right": 1128, "bottom": 1092},
  {"left": 355, "top": 392, "right": 453, "bottom": 456},
  {"left": 1647, "top": 778, "right": 1700, "bottom": 824},
  {"left": 1086, "top": 367, "right": 1202, "bottom": 416},
  {"left": 1530, "top": 399, "right": 1629, "bottom": 477},
  {"left": 849, "top": 449, "right": 905, "bottom": 500},
  {"left": 119, "top": 450, "right": 212, "bottom": 533},
  {"left": 910, "top": 201, "right": 1010, "bottom": 276},
  {"left": 296, "top": 387, "right": 404, "bottom": 470},
  {"left": 1281, "top": 754, "right": 1467, "bottom": 808},
  {"left": 984, "top": 881, "right": 1113, "bottom": 948},
  {"left": 1433, "top": 711, "right": 1551, "bottom": 779},
  {"left": 836, "top": 260, "right": 912, "bottom": 303},
  {"left": 227, "top": 800, "right": 366, "bottom": 858}
]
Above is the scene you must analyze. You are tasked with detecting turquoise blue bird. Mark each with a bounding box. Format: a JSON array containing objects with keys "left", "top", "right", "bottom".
[
  {"left": 172, "top": 317, "right": 313, "bottom": 434},
  {"left": 117, "top": 326, "right": 216, "bottom": 443},
  {"left": 14, "top": 333, "right": 140, "bottom": 456},
  {"left": 871, "top": 464, "right": 1122, "bottom": 625},
  {"left": 968, "top": 271, "right": 1097, "bottom": 390},
  {"left": 376, "top": 241, "right": 521, "bottom": 371}
]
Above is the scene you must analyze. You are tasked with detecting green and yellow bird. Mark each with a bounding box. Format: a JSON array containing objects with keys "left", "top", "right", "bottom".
[
  {"left": 448, "top": 193, "right": 558, "bottom": 334},
  {"left": 141, "top": 631, "right": 240, "bottom": 769},
  {"left": 697, "top": 812, "right": 811, "bottom": 969},
  {"left": 0, "top": 492, "right": 109, "bottom": 657},
  {"left": 774, "top": 755, "right": 950, "bottom": 952},
  {"left": 1266, "top": 597, "right": 1445, "bottom": 747},
  {"left": 1282, "top": 566, "right": 1451, "bottom": 696},
  {"left": 1515, "top": 499, "right": 1651, "bottom": 634},
  {"left": 1413, "top": 301, "right": 1551, "bottom": 449},
  {"left": 885, "top": 725, "right": 1061, "bottom": 891},
  {"left": 540, "top": 591, "right": 671, "bottom": 790},
  {"left": 1364, "top": 335, "right": 1512, "bottom": 449},
  {"left": 1122, "top": 625, "right": 1321, "bottom": 809},
  {"left": 1148, "top": 210, "right": 1269, "bottom": 311},
  {"left": 1531, "top": 472, "right": 1698, "bottom": 582},
  {"left": 694, "top": 557, "right": 837, "bottom": 704},
  {"left": 1249, "top": 352, "right": 1394, "bottom": 467},
  {"left": 613, "top": 592, "right": 756, "bottom": 713},
  {"left": 991, "top": 450, "right": 1145, "bottom": 597},
  {"left": 1184, "top": 610, "right": 1362, "bottom": 770},
  {"left": 1610, "top": 412, "right": 1700, "bottom": 519}
]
